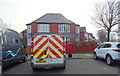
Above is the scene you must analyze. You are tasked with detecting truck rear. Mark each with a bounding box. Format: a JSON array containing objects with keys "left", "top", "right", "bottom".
[{"left": 30, "top": 35, "right": 66, "bottom": 70}]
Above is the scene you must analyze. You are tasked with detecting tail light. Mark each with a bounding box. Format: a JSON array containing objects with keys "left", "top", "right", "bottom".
[{"left": 112, "top": 49, "right": 120, "bottom": 52}]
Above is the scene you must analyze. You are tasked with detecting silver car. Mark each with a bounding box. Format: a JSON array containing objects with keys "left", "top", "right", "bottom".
[{"left": 93, "top": 42, "right": 120, "bottom": 66}]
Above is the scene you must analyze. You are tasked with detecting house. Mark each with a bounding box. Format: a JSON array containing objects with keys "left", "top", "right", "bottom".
[
  {"left": 26, "top": 13, "right": 80, "bottom": 46},
  {"left": 80, "top": 27, "right": 86, "bottom": 41},
  {"left": 23, "top": 13, "right": 97, "bottom": 53},
  {"left": 80, "top": 27, "right": 96, "bottom": 41},
  {"left": 20, "top": 29, "right": 27, "bottom": 46}
]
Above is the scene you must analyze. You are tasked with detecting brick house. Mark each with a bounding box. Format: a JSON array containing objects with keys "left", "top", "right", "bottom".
[
  {"left": 24, "top": 13, "right": 97, "bottom": 53},
  {"left": 80, "top": 27, "right": 86, "bottom": 41},
  {"left": 80, "top": 27, "right": 96, "bottom": 41},
  {"left": 26, "top": 13, "right": 80, "bottom": 46},
  {"left": 20, "top": 29, "right": 27, "bottom": 46}
]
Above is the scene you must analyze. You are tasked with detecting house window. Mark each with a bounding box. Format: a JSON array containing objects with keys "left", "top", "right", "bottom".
[
  {"left": 63, "top": 38, "right": 70, "bottom": 42},
  {"left": 38, "top": 24, "right": 50, "bottom": 32},
  {"left": 76, "top": 35, "right": 80, "bottom": 41},
  {"left": 76, "top": 26, "right": 79, "bottom": 33},
  {"left": 58, "top": 24, "right": 70, "bottom": 33},
  {"left": 27, "top": 25, "right": 31, "bottom": 33},
  {"left": 27, "top": 38, "right": 32, "bottom": 46}
]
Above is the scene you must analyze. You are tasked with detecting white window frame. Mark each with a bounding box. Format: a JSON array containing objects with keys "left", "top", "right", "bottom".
[
  {"left": 76, "top": 35, "right": 80, "bottom": 41},
  {"left": 27, "top": 38, "right": 32, "bottom": 46},
  {"left": 27, "top": 25, "right": 31, "bottom": 33},
  {"left": 38, "top": 24, "right": 50, "bottom": 32},
  {"left": 75, "top": 26, "right": 80, "bottom": 34},
  {"left": 58, "top": 24, "right": 70, "bottom": 33}
]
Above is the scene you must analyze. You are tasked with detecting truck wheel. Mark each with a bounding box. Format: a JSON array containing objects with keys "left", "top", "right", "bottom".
[
  {"left": 68, "top": 54, "right": 72, "bottom": 58},
  {"left": 32, "top": 68, "right": 37, "bottom": 71},
  {"left": 106, "top": 55, "right": 114, "bottom": 66},
  {"left": 62, "top": 66, "right": 66, "bottom": 69}
]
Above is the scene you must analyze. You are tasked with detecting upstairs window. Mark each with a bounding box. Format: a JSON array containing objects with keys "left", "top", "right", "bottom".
[
  {"left": 58, "top": 24, "right": 70, "bottom": 33},
  {"left": 38, "top": 24, "right": 50, "bottom": 32},
  {"left": 75, "top": 26, "right": 80, "bottom": 34},
  {"left": 27, "top": 25, "right": 31, "bottom": 33}
]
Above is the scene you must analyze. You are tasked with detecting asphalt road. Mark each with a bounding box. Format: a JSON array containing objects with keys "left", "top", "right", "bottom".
[{"left": 2, "top": 58, "right": 119, "bottom": 74}]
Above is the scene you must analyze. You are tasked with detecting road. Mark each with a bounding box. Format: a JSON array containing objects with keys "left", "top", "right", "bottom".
[{"left": 2, "top": 58, "right": 119, "bottom": 75}]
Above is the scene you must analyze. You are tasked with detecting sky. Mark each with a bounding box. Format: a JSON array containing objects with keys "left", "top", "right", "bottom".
[{"left": 0, "top": 0, "right": 115, "bottom": 38}]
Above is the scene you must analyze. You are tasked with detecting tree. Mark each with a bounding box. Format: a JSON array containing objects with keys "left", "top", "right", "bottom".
[
  {"left": 0, "top": 18, "right": 9, "bottom": 30},
  {"left": 92, "top": 0, "right": 120, "bottom": 42},
  {"left": 97, "top": 29, "right": 107, "bottom": 43}
]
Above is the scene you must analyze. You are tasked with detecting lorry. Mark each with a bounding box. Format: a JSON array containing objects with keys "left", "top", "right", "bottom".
[
  {"left": 30, "top": 35, "right": 66, "bottom": 70},
  {"left": 1, "top": 29, "right": 27, "bottom": 68}
]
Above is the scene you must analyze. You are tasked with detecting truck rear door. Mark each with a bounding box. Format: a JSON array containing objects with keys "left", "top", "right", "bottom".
[
  {"left": 33, "top": 36, "right": 49, "bottom": 64},
  {"left": 33, "top": 35, "right": 64, "bottom": 65},
  {"left": 48, "top": 35, "right": 64, "bottom": 64}
]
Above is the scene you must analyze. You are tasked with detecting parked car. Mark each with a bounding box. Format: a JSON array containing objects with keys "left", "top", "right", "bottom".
[
  {"left": 93, "top": 42, "right": 120, "bottom": 66},
  {"left": 0, "top": 29, "right": 27, "bottom": 68}
]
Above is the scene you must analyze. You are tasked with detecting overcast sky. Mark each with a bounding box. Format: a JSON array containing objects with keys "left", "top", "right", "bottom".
[{"left": 0, "top": 0, "right": 109, "bottom": 37}]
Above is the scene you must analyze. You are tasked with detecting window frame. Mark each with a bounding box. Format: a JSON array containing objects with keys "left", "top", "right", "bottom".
[
  {"left": 58, "top": 24, "right": 70, "bottom": 33},
  {"left": 102, "top": 44, "right": 111, "bottom": 48},
  {"left": 27, "top": 25, "right": 31, "bottom": 33},
  {"left": 38, "top": 24, "right": 50, "bottom": 32}
]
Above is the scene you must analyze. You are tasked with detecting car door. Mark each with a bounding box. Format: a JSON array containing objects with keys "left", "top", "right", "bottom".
[
  {"left": 95, "top": 44, "right": 105, "bottom": 57},
  {"left": 100, "top": 44, "right": 111, "bottom": 58},
  {"left": 3, "top": 33, "right": 14, "bottom": 61}
]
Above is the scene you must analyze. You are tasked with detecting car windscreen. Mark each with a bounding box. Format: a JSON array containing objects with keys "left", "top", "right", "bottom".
[{"left": 117, "top": 44, "right": 120, "bottom": 48}]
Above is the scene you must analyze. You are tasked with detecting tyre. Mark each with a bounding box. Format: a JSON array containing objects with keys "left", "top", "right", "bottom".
[
  {"left": 59, "top": 66, "right": 66, "bottom": 70},
  {"left": 23, "top": 55, "right": 28, "bottom": 62},
  {"left": 68, "top": 54, "right": 72, "bottom": 58},
  {"left": 93, "top": 52, "right": 98, "bottom": 60},
  {"left": 106, "top": 55, "right": 114, "bottom": 66},
  {"left": 32, "top": 68, "right": 38, "bottom": 71},
  {"left": 62, "top": 66, "right": 66, "bottom": 69}
]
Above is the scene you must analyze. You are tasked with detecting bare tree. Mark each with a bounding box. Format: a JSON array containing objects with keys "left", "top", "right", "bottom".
[
  {"left": 97, "top": 29, "right": 107, "bottom": 43},
  {"left": 92, "top": 0, "right": 120, "bottom": 42},
  {"left": 0, "top": 18, "right": 9, "bottom": 30}
]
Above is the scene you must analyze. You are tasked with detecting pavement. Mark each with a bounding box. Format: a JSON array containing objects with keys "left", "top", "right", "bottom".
[
  {"left": 27, "top": 54, "right": 93, "bottom": 60},
  {"left": 70, "top": 54, "right": 93, "bottom": 59}
]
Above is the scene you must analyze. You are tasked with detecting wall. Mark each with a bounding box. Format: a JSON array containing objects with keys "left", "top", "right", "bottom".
[
  {"left": 50, "top": 24, "right": 58, "bottom": 33},
  {"left": 70, "top": 24, "right": 75, "bottom": 34},
  {"left": 70, "top": 41, "right": 97, "bottom": 53},
  {"left": 31, "top": 22, "right": 38, "bottom": 33}
]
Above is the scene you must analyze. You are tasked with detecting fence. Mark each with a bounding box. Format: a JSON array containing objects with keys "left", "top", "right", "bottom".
[
  {"left": 26, "top": 41, "right": 98, "bottom": 54},
  {"left": 71, "top": 41, "right": 97, "bottom": 53}
]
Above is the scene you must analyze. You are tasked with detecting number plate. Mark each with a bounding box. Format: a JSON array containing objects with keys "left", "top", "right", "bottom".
[{"left": 36, "top": 60, "right": 46, "bottom": 63}]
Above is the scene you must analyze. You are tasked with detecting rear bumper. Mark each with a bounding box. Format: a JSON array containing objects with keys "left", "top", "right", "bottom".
[{"left": 31, "top": 63, "right": 65, "bottom": 68}]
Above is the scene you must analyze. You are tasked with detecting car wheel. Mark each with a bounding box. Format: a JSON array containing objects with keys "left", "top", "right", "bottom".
[
  {"left": 23, "top": 55, "right": 28, "bottom": 62},
  {"left": 93, "top": 53, "right": 98, "bottom": 60},
  {"left": 106, "top": 55, "right": 114, "bottom": 66},
  {"left": 32, "top": 68, "right": 38, "bottom": 71}
]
